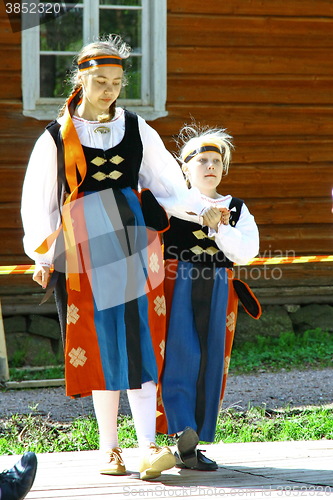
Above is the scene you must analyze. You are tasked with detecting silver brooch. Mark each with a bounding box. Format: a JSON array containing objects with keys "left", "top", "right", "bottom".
[{"left": 94, "top": 126, "right": 110, "bottom": 134}]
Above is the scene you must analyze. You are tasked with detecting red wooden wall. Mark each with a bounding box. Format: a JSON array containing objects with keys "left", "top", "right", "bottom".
[{"left": 0, "top": 0, "right": 332, "bottom": 274}]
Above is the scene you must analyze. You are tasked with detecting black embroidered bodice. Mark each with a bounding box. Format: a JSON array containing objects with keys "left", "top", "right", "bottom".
[
  {"left": 78, "top": 110, "right": 142, "bottom": 192},
  {"left": 46, "top": 110, "right": 143, "bottom": 194},
  {"left": 163, "top": 197, "right": 243, "bottom": 268}
]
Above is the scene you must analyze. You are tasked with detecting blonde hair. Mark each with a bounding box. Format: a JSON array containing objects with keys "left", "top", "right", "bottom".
[
  {"left": 178, "top": 124, "right": 233, "bottom": 176},
  {"left": 58, "top": 34, "right": 131, "bottom": 118}
]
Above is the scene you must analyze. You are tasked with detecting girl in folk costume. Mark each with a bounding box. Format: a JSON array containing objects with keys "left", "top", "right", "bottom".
[
  {"left": 21, "top": 35, "right": 211, "bottom": 480},
  {"left": 156, "top": 125, "right": 261, "bottom": 470}
]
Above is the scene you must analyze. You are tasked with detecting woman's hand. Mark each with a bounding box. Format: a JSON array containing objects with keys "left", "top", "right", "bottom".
[{"left": 33, "top": 265, "right": 51, "bottom": 289}]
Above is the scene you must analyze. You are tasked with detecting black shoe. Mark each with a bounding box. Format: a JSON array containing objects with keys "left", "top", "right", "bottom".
[
  {"left": 175, "top": 449, "right": 218, "bottom": 471},
  {"left": 176, "top": 427, "right": 199, "bottom": 468},
  {"left": 0, "top": 452, "right": 38, "bottom": 500}
]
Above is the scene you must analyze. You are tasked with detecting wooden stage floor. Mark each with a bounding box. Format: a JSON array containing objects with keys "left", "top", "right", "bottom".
[{"left": 1, "top": 440, "right": 332, "bottom": 499}]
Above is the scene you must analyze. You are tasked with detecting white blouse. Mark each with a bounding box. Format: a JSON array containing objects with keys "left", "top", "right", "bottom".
[
  {"left": 21, "top": 108, "right": 205, "bottom": 266},
  {"left": 167, "top": 193, "right": 259, "bottom": 265}
]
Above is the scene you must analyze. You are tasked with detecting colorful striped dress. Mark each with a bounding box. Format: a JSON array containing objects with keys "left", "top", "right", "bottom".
[
  {"left": 156, "top": 194, "right": 261, "bottom": 442},
  {"left": 21, "top": 104, "right": 205, "bottom": 398}
]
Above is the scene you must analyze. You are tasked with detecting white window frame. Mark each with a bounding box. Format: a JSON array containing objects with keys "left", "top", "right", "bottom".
[{"left": 21, "top": 0, "right": 167, "bottom": 121}]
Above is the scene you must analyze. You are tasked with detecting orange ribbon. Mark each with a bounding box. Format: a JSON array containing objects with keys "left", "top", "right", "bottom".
[{"left": 35, "top": 88, "right": 88, "bottom": 291}]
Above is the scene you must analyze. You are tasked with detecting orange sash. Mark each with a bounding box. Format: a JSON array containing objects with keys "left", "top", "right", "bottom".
[{"left": 36, "top": 89, "right": 87, "bottom": 291}]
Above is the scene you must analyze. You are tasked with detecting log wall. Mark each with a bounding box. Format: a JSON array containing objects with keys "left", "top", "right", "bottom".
[{"left": 0, "top": 0, "right": 332, "bottom": 300}]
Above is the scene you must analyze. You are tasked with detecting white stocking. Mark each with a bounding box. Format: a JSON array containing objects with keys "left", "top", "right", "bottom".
[
  {"left": 92, "top": 390, "right": 120, "bottom": 453},
  {"left": 127, "top": 380, "right": 157, "bottom": 449}
]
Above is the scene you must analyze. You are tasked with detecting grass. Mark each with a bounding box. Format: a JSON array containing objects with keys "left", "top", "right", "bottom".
[
  {"left": 1, "top": 327, "right": 332, "bottom": 454},
  {"left": 0, "top": 406, "right": 332, "bottom": 455},
  {"left": 7, "top": 328, "right": 333, "bottom": 382},
  {"left": 230, "top": 328, "right": 333, "bottom": 373},
  {"left": 9, "top": 366, "right": 65, "bottom": 382}
]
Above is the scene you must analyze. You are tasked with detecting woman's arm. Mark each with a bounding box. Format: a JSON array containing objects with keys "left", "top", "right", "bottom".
[
  {"left": 21, "top": 131, "right": 60, "bottom": 269},
  {"left": 137, "top": 118, "right": 205, "bottom": 221}
]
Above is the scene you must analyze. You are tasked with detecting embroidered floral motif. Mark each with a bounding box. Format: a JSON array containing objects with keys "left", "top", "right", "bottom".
[
  {"left": 226, "top": 311, "right": 236, "bottom": 332},
  {"left": 154, "top": 295, "right": 166, "bottom": 316},
  {"left": 159, "top": 339, "right": 165, "bottom": 358},
  {"left": 69, "top": 347, "right": 87, "bottom": 368},
  {"left": 67, "top": 304, "right": 80, "bottom": 325},
  {"left": 149, "top": 252, "right": 160, "bottom": 273},
  {"left": 224, "top": 356, "right": 231, "bottom": 374}
]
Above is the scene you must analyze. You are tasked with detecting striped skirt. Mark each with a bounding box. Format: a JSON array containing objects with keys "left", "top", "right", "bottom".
[
  {"left": 62, "top": 187, "right": 166, "bottom": 397},
  {"left": 156, "top": 260, "right": 238, "bottom": 442}
]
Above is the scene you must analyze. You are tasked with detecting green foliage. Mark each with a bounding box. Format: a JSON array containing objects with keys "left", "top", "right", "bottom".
[
  {"left": 214, "top": 406, "right": 333, "bottom": 443},
  {"left": 9, "top": 366, "right": 65, "bottom": 382},
  {"left": 230, "top": 328, "right": 333, "bottom": 373},
  {"left": 0, "top": 405, "right": 332, "bottom": 455}
]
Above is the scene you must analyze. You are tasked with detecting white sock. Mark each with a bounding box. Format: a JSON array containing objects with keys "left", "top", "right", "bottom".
[
  {"left": 127, "top": 381, "right": 157, "bottom": 449},
  {"left": 92, "top": 390, "right": 120, "bottom": 453}
]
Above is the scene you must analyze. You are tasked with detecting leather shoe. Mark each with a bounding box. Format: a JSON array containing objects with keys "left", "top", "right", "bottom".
[
  {"left": 99, "top": 447, "right": 126, "bottom": 475},
  {"left": 175, "top": 449, "right": 218, "bottom": 471},
  {"left": 139, "top": 442, "right": 176, "bottom": 480},
  {"left": 0, "top": 451, "right": 38, "bottom": 500},
  {"left": 176, "top": 427, "right": 199, "bottom": 468}
]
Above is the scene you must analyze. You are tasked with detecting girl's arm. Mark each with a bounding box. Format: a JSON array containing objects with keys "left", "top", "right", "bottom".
[
  {"left": 21, "top": 131, "right": 60, "bottom": 268},
  {"left": 212, "top": 203, "right": 259, "bottom": 265},
  {"left": 137, "top": 118, "right": 205, "bottom": 221}
]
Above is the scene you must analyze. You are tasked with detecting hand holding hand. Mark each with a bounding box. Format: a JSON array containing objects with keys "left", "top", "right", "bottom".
[{"left": 202, "top": 207, "right": 222, "bottom": 231}]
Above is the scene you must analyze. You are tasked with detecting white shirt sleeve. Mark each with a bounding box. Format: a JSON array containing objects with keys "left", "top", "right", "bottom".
[
  {"left": 21, "top": 130, "right": 60, "bottom": 266},
  {"left": 137, "top": 117, "right": 205, "bottom": 220},
  {"left": 209, "top": 203, "right": 259, "bottom": 265}
]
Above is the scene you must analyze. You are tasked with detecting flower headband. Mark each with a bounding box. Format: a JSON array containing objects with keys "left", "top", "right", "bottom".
[
  {"left": 183, "top": 144, "right": 221, "bottom": 163},
  {"left": 78, "top": 55, "right": 123, "bottom": 72}
]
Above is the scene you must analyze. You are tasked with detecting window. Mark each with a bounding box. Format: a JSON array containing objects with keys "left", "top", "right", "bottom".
[{"left": 22, "top": 0, "right": 167, "bottom": 120}]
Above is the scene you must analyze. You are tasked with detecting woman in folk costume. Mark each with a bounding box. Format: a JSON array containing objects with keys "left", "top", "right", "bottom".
[
  {"left": 156, "top": 125, "right": 261, "bottom": 470},
  {"left": 21, "top": 35, "right": 211, "bottom": 480}
]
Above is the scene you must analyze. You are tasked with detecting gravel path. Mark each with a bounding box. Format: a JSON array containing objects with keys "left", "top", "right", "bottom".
[{"left": 0, "top": 368, "right": 332, "bottom": 422}]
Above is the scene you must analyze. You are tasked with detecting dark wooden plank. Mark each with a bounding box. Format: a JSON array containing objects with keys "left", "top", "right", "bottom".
[
  {"left": 246, "top": 198, "right": 333, "bottom": 225},
  {"left": 3, "top": 44, "right": 20, "bottom": 71},
  {"left": 159, "top": 135, "right": 333, "bottom": 165},
  {"left": 168, "top": 15, "right": 333, "bottom": 48},
  {"left": 0, "top": 273, "right": 37, "bottom": 292},
  {"left": 1, "top": 43, "right": 21, "bottom": 98},
  {"left": 219, "top": 164, "right": 333, "bottom": 199},
  {"left": 0, "top": 138, "right": 37, "bottom": 165},
  {"left": 0, "top": 169, "right": 26, "bottom": 202},
  {"left": 168, "top": 47, "right": 333, "bottom": 76},
  {"left": 0, "top": 19, "right": 20, "bottom": 44},
  {"left": 0, "top": 228, "right": 25, "bottom": 255},
  {"left": 237, "top": 261, "right": 333, "bottom": 288},
  {"left": 158, "top": 105, "right": 333, "bottom": 136},
  {"left": 0, "top": 203, "right": 22, "bottom": 228},
  {"left": 168, "top": 0, "right": 333, "bottom": 17},
  {"left": 258, "top": 224, "right": 333, "bottom": 254},
  {"left": 0, "top": 101, "right": 48, "bottom": 138},
  {"left": 168, "top": 76, "right": 333, "bottom": 105},
  {"left": 0, "top": 73, "right": 21, "bottom": 99}
]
